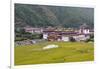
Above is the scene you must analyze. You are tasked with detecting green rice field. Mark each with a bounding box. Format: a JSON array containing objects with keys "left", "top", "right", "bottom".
[{"left": 15, "top": 41, "right": 94, "bottom": 65}]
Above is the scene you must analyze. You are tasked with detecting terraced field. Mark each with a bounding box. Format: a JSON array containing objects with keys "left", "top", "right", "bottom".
[{"left": 15, "top": 41, "right": 94, "bottom": 65}]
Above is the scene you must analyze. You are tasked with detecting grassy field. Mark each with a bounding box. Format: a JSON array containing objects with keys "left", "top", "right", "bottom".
[{"left": 15, "top": 41, "right": 94, "bottom": 65}]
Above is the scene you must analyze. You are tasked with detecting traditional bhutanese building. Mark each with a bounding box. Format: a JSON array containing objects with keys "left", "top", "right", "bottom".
[
  {"left": 24, "top": 26, "right": 43, "bottom": 34},
  {"left": 43, "top": 24, "right": 92, "bottom": 41}
]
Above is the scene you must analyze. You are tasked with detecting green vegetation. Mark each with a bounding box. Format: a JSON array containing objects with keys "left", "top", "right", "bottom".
[
  {"left": 85, "top": 34, "right": 94, "bottom": 42},
  {"left": 15, "top": 42, "right": 94, "bottom": 65},
  {"left": 15, "top": 33, "right": 42, "bottom": 41},
  {"left": 15, "top": 28, "right": 43, "bottom": 41},
  {"left": 15, "top": 3, "right": 94, "bottom": 28}
]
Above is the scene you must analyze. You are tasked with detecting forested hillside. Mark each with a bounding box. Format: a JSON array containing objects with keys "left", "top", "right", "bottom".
[{"left": 15, "top": 3, "right": 94, "bottom": 28}]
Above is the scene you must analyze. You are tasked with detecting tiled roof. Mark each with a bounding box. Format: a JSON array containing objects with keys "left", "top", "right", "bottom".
[{"left": 43, "top": 30, "right": 90, "bottom": 35}]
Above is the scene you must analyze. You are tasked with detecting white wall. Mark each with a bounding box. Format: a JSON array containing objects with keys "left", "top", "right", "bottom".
[
  {"left": 43, "top": 33, "right": 48, "bottom": 39},
  {"left": 73, "top": 35, "right": 90, "bottom": 41},
  {"left": 83, "top": 29, "right": 90, "bottom": 34},
  {"left": 62, "top": 36, "right": 69, "bottom": 41}
]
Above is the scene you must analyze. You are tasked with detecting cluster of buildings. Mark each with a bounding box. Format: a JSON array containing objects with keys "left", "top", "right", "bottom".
[{"left": 23, "top": 24, "right": 94, "bottom": 42}]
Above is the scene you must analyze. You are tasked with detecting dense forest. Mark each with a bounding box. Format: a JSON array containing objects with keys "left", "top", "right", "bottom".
[{"left": 15, "top": 3, "right": 94, "bottom": 29}]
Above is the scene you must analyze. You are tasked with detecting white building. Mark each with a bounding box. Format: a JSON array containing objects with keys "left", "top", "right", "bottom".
[{"left": 24, "top": 26, "right": 43, "bottom": 34}]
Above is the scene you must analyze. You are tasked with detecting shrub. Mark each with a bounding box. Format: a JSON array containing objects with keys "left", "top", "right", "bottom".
[{"left": 69, "top": 37, "right": 76, "bottom": 42}]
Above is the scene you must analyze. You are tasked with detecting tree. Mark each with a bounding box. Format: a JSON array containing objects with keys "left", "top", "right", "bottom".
[{"left": 69, "top": 37, "right": 76, "bottom": 42}]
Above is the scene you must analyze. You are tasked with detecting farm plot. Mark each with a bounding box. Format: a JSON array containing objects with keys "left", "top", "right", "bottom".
[{"left": 15, "top": 42, "right": 94, "bottom": 65}]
